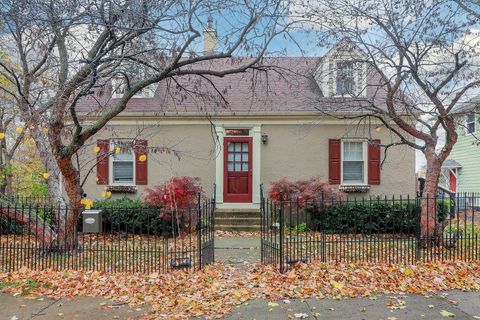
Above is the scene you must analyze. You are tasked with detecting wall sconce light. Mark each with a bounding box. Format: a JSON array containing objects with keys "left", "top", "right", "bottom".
[{"left": 261, "top": 133, "right": 268, "bottom": 144}]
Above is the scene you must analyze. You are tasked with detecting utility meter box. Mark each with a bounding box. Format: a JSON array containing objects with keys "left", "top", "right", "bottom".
[{"left": 82, "top": 210, "right": 103, "bottom": 233}]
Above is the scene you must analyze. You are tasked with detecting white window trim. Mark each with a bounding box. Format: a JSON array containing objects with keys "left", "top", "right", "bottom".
[
  {"left": 332, "top": 60, "right": 367, "bottom": 98},
  {"left": 340, "top": 139, "right": 369, "bottom": 186},
  {"left": 465, "top": 113, "right": 477, "bottom": 135},
  {"left": 112, "top": 77, "right": 154, "bottom": 99},
  {"left": 109, "top": 141, "right": 136, "bottom": 186}
]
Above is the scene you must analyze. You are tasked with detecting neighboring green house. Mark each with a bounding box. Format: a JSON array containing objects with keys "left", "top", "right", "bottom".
[{"left": 444, "top": 100, "right": 479, "bottom": 194}]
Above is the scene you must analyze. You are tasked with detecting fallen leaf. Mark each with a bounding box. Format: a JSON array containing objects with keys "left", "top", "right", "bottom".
[
  {"left": 440, "top": 310, "right": 455, "bottom": 317},
  {"left": 294, "top": 313, "right": 309, "bottom": 318}
]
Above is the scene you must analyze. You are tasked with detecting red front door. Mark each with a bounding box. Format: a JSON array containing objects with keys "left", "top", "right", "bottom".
[{"left": 223, "top": 137, "right": 252, "bottom": 203}]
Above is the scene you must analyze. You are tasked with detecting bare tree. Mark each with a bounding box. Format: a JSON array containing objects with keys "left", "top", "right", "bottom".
[
  {"left": 296, "top": 0, "right": 480, "bottom": 241},
  {"left": 0, "top": 0, "right": 291, "bottom": 247},
  {"left": 455, "top": 0, "right": 480, "bottom": 19}
]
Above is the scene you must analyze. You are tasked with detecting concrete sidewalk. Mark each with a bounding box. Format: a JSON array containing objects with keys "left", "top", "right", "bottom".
[
  {"left": 0, "top": 294, "right": 148, "bottom": 319},
  {"left": 222, "top": 291, "right": 480, "bottom": 320},
  {"left": 2, "top": 290, "right": 480, "bottom": 319}
]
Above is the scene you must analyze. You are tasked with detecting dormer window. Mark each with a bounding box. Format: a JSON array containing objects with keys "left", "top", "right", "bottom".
[
  {"left": 336, "top": 61, "right": 355, "bottom": 95},
  {"left": 466, "top": 113, "right": 477, "bottom": 134},
  {"left": 112, "top": 66, "right": 154, "bottom": 99}
]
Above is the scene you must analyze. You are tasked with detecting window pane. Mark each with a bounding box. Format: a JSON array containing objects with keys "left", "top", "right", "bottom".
[
  {"left": 227, "top": 143, "right": 234, "bottom": 152},
  {"left": 343, "top": 142, "right": 363, "bottom": 161},
  {"left": 242, "top": 143, "right": 248, "bottom": 151},
  {"left": 235, "top": 143, "right": 241, "bottom": 152},
  {"left": 113, "top": 162, "right": 133, "bottom": 182},
  {"left": 242, "top": 152, "right": 248, "bottom": 161},
  {"left": 228, "top": 161, "right": 234, "bottom": 171},
  {"left": 228, "top": 153, "right": 234, "bottom": 161},
  {"left": 113, "top": 150, "right": 133, "bottom": 161},
  {"left": 336, "top": 61, "right": 355, "bottom": 95},
  {"left": 235, "top": 153, "right": 241, "bottom": 161},
  {"left": 467, "top": 122, "right": 475, "bottom": 134},
  {"left": 343, "top": 161, "right": 364, "bottom": 182},
  {"left": 467, "top": 114, "right": 476, "bottom": 133},
  {"left": 235, "top": 163, "right": 241, "bottom": 172},
  {"left": 242, "top": 162, "right": 248, "bottom": 172}
]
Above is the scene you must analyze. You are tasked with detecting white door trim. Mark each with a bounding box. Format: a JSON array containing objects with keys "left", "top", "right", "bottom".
[{"left": 214, "top": 124, "right": 261, "bottom": 209}]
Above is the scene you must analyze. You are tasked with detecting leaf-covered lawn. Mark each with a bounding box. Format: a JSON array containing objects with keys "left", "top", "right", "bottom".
[{"left": 1, "top": 261, "right": 480, "bottom": 319}]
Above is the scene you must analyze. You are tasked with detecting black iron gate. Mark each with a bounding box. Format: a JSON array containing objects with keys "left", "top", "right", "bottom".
[
  {"left": 260, "top": 185, "right": 285, "bottom": 272},
  {"left": 198, "top": 190, "right": 215, "bottom": 268}
]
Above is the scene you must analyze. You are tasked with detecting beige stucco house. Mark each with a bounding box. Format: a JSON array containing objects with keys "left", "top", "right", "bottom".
[{"left": 77, "top": 39, "right": 416, "bottom": 210}]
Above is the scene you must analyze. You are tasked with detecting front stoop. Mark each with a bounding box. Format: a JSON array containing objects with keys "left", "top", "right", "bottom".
[{"left": 215, "top": 208, "right": 261, "bottom": 231}]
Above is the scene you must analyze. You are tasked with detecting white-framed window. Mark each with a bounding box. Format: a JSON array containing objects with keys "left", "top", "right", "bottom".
[
  {"left": 341, "top": 140, "right": 367, "bottom": 185},
  {"left": 466, "top": 113, "right": 477, "bottom": 135},
  {"left": 110, "top": 140, "right": 135, "bottom": 185},
  {"left": 336, "top": 61, "right": 355, "bottom": 95},
  {"left": 111, "top": 66, "right": 154, "bottom": 99}
]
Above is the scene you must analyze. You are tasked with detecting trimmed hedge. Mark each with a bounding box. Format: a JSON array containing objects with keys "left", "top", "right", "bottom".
[
  {"left": 92, "top": 198, "right": 192, "bottom": 236},
  {"left": 310, "top": 199, "right": 451, "bottom": 234}
]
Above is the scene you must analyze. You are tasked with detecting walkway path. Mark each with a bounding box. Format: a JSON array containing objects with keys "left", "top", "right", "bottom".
[{"left": 215, "top": 236, "right": 261, "bottom": 265}]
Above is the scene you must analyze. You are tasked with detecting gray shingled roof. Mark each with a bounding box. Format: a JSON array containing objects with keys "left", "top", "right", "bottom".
[{"left": 76, "top": 57, "right": 391, "bottom": 116}]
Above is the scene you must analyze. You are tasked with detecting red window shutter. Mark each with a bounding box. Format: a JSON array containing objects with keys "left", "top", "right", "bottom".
[
  {"left": 135, "top": 140, "right": 148, "bottom": 185},
  {"left": 329, "top": 139, "right": 341, "bottom": 184},
  {"left": 96, "top": 139, "right": 109, "bottom": 185},
  {"left": 368, "top": 139, "right": 381, "bottom": 185}
]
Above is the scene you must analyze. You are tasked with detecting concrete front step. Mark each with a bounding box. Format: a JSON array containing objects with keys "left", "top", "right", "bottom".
[
  {"left": 215, "top": 209, "right": 261, "bottom": 231},
  {"left": 216, "top": 210, "right": 260, "bottom": 219},
  {"left": 216, "top": 217, "right": 261, "bottom": 226},
  {"left": 215, "top": 225, "right": 261, "bottom": 232}
]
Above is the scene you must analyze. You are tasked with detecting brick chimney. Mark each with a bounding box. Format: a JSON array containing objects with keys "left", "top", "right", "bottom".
[{"left": 203, "top": 15, "right": 217, "bottom": 54}]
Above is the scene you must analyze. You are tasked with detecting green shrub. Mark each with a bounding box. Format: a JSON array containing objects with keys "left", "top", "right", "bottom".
[
  {"left": 92, "top": 198, "right": 190, "bottom": 236},
  {"left": 0, "top": 215, "right": 24, "bottom": 234},
  {"left": 309, "top": 199, "right": 452, "bottom": 234}
]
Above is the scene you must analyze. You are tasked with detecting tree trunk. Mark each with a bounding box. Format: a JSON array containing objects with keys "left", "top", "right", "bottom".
[
  {"left": 55, "top": 156, "right": 84, "bottom": 250},
  {"left": 420, "top": 158, "right": 441, "bottom": 236},
  {"left": 30, "top": 129, "right": 66, "bottom": 206}
]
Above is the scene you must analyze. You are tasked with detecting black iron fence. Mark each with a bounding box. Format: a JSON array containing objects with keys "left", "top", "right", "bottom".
[
  {"left": 261, "top": 188, "right": 480, "bottom": 272},
  {"left": 0, "top": 194, "right": 215, "bottom": 273}
]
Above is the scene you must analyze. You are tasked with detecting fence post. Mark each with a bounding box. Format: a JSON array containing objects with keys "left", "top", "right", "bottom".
[
  {"left": 197, "top": 192, "right": 202, "bottom": 269},
  {"left": 212, "top": 184, "right": 216, "bottom": 264},
  {"left": 415, "top": 194, "right": 421, "bottom": 261},
  {"left": 260, "top": 184, "right": 264, "bottom": 264},
  {"left": 279, "top": 200, "right": 285, "bottom": 273}
]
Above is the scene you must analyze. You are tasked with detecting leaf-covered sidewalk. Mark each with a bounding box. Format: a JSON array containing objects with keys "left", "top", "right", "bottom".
[{"left": 1, "top": 261, "right": 480, "bottom": 319}]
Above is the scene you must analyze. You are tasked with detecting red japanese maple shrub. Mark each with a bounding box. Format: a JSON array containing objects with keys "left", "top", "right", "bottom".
[
  {"left": 143, "top": 176, "right": 203, "bottom": 212},
  {"left": 268, "top": 176, "right": 346, "bottom": 207}
]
